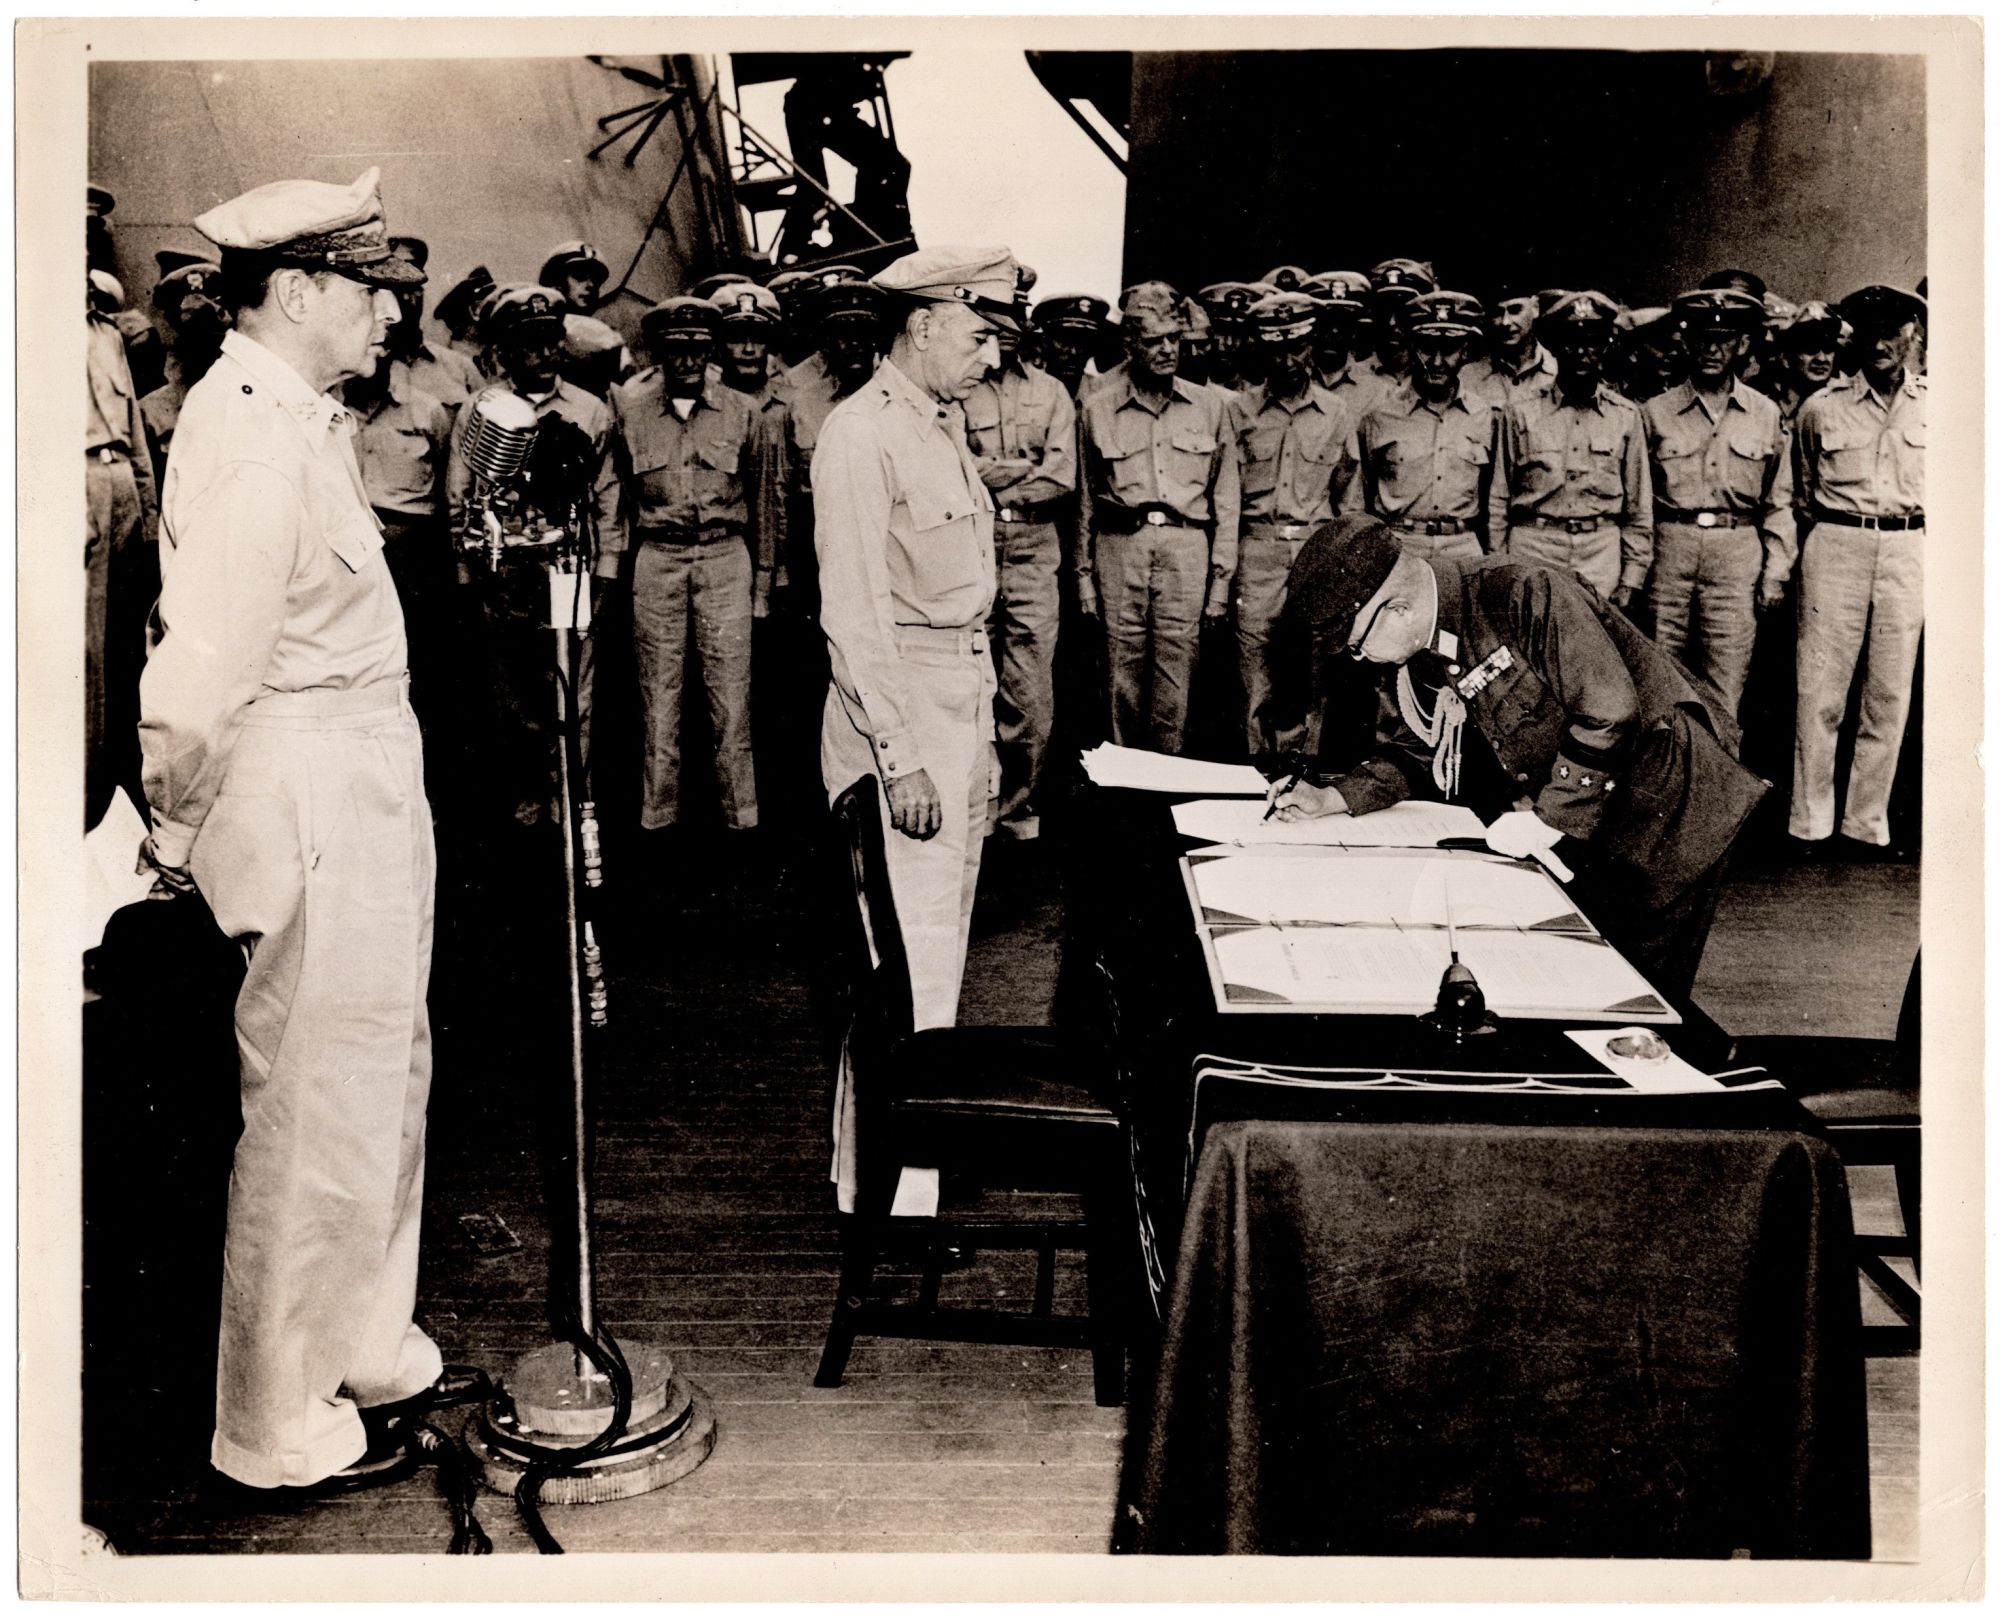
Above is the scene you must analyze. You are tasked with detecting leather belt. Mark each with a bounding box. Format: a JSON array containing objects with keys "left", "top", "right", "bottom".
[
  {"left": 89, "top": 445, "right": 129, "bottom": 464},
  {"left": 1390, "top": 516, "right": 1474, "bottom": 536},
  {"left": 637, "top": 522, "right": 743, "bottom": 545},
  {"left": 894, "top": 623, "right": 988, "bottom": 657},
  {"left": 1095, "top": 501, "right": 1207, "bottom": 535},
  {"left": 1244, "top": 520, "right": 1315, "bottom": 541},
  {"left": 1657, "top": 506, "right": 1754, "bottom": 530},
  {"left": 1810, "top": 505, "right": 1924, "bottom": 532},
  {"left": 996, "top": 496, "right": 1068, "bottom": 525},
  {"left": 1509, "top": 510, "right": 1615, "bottom": 534}
]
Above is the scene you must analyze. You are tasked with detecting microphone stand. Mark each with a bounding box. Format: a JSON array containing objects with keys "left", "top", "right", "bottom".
[{"left": 458, "top": 469, "right": 716, "bottom": 1542}]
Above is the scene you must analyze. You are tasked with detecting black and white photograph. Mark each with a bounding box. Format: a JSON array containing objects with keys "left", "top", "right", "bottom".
[{"left": 20, "top": 12, "right": 1982, "bottom": 1600}]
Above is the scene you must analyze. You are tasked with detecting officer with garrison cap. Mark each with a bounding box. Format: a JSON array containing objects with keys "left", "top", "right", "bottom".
[
  {"left": 137, "top": 168, "right": 484, "bottom": 1492},
  {"left": 964, "top": 275, "right": 1077, "bottom": 839},
  {"left": 1640, "top": 288, "right": 1794, "bottom": 720},
  {"left": 814, "top": 246, "right": 1013, "bottom": 1062},
  {"left": 1232, "top": 290, "right": 1362, "bottom": 755},
  {"left": 1354, "top": 290, "right": 1501, "bottom": 565},
  {"left": 603, "top": 295, "right": 780, "bottom": 835},
  {"left": 1496, "top": 290, "right": 1653, "bottom": 608},
  {"left": 1263, "top": 517, "right": 1765, "bottom": 999},
  {"left": 1787, "top": 283, "right": 1926, "bottom": 857},
  {"left": 1077, "top": 280, "right": 1242, "bottom": 754}
]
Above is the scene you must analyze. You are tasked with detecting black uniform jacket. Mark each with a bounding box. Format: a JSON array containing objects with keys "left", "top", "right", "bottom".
[{"left": 1318, "top": 557, "right": 1768, "bottom": 911}]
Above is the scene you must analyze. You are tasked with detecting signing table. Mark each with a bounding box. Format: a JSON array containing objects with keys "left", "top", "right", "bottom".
[{"left": 1059, "top": 785, "right": 1871, "bottom": 1559}]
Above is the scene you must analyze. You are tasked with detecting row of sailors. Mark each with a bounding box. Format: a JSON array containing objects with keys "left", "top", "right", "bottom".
[{"left": 86, "top": 210, "right": 1925, "bottom": 857}]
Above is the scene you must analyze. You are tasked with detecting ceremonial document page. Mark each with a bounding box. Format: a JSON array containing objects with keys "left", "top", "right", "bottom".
[
  {"left": 1185, "top": 846, "right": 1678, "bottom": 1023},
  {"left": 1172, "top": 796, "right": 1487, "bottom": 849}
]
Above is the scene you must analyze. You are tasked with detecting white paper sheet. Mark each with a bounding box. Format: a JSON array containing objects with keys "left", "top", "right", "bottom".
[
  {"left": 84, "top": 788, "right": 158, "bottom": 951},
  {"left": 1079, "top": 743, "right": 1270, "bottom": 796},
  {"left": 1565, "top": 1027, "right": 1733, "bottom": 1091},
  {"left": 1173, "top": 796, "right": 1487, "bottom": 848},
  {"left": 1188, "top": 848, "right": 1587, "bottom": 932}
]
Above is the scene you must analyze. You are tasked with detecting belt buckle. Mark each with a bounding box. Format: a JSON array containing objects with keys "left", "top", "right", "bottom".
[
  {"left": 94, "top": 446, "right": 118, "bottom": 464},
  {"left": 997, "top": 506, "right": 1019, "bottom": 524},
  {"left": 1144, "top": 510, "right": 1168, "bottom": 527},
  {"left": 1695, "top": 511, "right": 1719, "bottom": 529}
]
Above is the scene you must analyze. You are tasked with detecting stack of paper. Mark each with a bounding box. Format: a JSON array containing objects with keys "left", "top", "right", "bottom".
[
  {"left": 1173, "top": 796, "right": 1487, "bottom": 848},
  {"left": 1079, "top": 744, "right": 1270, "bottom": 796}
]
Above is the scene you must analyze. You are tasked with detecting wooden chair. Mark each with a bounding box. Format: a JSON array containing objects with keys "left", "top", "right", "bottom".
[
  {"left": 1729, "top": 955, "right": 1920, "bottom": 1355},
  {"left": 813, "top": 778, "right": 1132, "bottom": 1405}
]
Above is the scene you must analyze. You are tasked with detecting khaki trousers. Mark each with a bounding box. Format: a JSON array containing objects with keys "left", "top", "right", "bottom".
[
  {"left": 1790, "top": 525, "right": 1924, "bottom": 845},
  {"left": 86, "top": 454, "right": 146, "bottom": 826},
  {"left": 1503, "top": 521, "right": 1621, "bottom": 598},
  {"left": 631, "top": 536, "right": 758, "bottom": 830},
  {"left": 1099, "top": 523, "right": 1207, "bottom": 754},
  {"left": 191, "top": 682, "right": 440, "bottom": 1487},
  {"left": 1649, "top": 519, "right": 1763, "bottom": 719},
  {"left": 989, "top": 518, "right": 1061, "bottom": 824},
  {"left": 1232, "top": 528, "right": 1310, "bottom": 756}
]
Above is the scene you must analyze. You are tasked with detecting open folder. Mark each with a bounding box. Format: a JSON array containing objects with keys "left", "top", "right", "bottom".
[{"left": 1183, "top": 846, "right": 1677, "bottom": 1024}]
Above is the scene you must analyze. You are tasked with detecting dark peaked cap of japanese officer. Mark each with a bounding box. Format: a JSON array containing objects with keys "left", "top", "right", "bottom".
[
  {"left": 873, "top": 246, "right": 1022, "bottom": 332},
  {"left": 194, "top": 167, "right": 425, "bottom": 287},
  {"left": 1283, "top": 516, "right": 1406, "bottom": 639}
]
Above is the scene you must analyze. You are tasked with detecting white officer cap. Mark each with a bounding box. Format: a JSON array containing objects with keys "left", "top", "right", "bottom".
[
  {"left": 194, "top": 167, "right": 423, "bottom": 287},
  {"left": 873, "top": 246, "right": 1022, "bottom": 332}
]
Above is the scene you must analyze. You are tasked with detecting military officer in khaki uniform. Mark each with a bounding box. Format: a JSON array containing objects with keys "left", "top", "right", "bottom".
[
  {"left": 382, "top": 236, "right": 483, "bottom": 413},
  {"left": 710, "top": 280, "right": 788, "bottom": 409},
  {"left": 445, "top": 286, "right": 623, "bottom": 827},
  {"left": 138, "top": 260, "right": 231, "bottom": 478},
  {"left": 1361, "top": 258, "right": 1436, "bottom": 398},
  {"left": 814, "top": 245, "right": 1015, "bottom": 1056},
  {"left": 1787, "top": 284, "right": 1927, "bottom": 855},
  {"left": 136, "top": 169, "right": 472, "bottom": 1491},
  {"left": 1077, "top": 282, "right": 1241, "bottom": 754},
  {"left": 1466, "top": 279, "right": 1558, "bottom": 409},
  {"left": 1354, "top": 290, "right": 1501, "bottom": 565},
  {"left": 964, "top": 289, "right": 1077, "bottom": 838},
  {"left": 1232, "top": 291, "right": 1362, "bottom": 755},
  {"left": 1195, "top": 282, "right": 1261, "bottom": 394},
  {"left": 1030, "top": 293, "right": 1111, "bottom": 401},
  {"left": 601, "top": 297, "right": 779, "bottom": 833},
  {"left": 1497, "top": 291, "right": 1653, "bottom": 608},
  {"left": 539, "top": 239, "right": 644, "bottom": 369},
  {"left": 1640, "top": 288, "right": 1794, "bottom": 720},
  {"left": 86, "top": 240, "right": 160, "bottom": 827},
  {"left": 1765, "top": 301, "right": 1845, "bottom": 433},
  {"left": 1300, "top": 271, "right": 1376, "bottom": 411}
]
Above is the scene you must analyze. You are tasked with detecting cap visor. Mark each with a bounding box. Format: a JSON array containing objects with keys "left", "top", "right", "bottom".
[{"left": 353, "top": 257, "right": 428, "bottom": 288}]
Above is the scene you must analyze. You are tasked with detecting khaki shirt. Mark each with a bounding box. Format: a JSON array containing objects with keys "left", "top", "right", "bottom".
[
  {"left": 1234, "top": 381, "right": 1360, "bottom": 526},
  {"left": 605, "top": 373, "right": 779, "bottom": 574},
  {"left": 1355, "top": 384, "right": 1500, "bottom": 528},
  {"left": 1641, "top": 380, "right": 1796, "bottom": 579},
  {"left": 963, "top": 357, "right": 1078, "bottom": 510},
  {"left": 444, "top": 376, "right": 623, "bottom": 560},
  {"left": 140, "top": 330, "right": 405, "bottom": 865},
  {"left": 813, "top": 357, "right": 995, "bottom": 783},
  {"left": 346, "top": 362, "right": 455, "bottom": 520},
  {"left": 1077, "top": 369, "right": 1241, "bottom": 594},
  {"left": 1791, "top": 370, "right": 1925, "bottom": 520},
  {"left": 404, "top": 340, "right": 483, "bottom": 414},
  {"left": 1498, "top": 387, "right": 1655, "bottom": 590},
  {"left": 1465, "top": 344, "right": 1559, "bottom": 410},
  {"left": 88, "top": 310, "right": 159, "bottom": 535}
]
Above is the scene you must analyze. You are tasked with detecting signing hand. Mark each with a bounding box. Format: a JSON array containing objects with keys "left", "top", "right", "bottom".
[
  {"left": 884, "top": 769, "right": 943, "bottom": 841},
  {"left": 1267, "top": 780, "right": 1349, "bottom": 822},
  {"left": 1484, "top": 809, "right": 1564, "bottom": 860}
]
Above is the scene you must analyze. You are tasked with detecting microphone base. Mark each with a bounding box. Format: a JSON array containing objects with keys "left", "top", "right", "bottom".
[{"left": 1419, "top": 1009, "right": 1500, "bottom": 1042}]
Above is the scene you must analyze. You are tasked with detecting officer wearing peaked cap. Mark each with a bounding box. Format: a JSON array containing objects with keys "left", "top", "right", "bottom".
[
  {"left": 137, "top": 167, "right": 482, "bottom": 1492},
  {"left": 1363, "top": 258, "right": 1436, "bottom": 401},
  {"left": 1262, "top": 265, "right": 1311, "bottom": 294},
  {"left": 1496, "top": 290, "right": 1653, "bottom": 608},
  {"left": 1354, "top": 289, "right": 1501, "bottom": 571},
  {"left": 1196, "top": 282, "right": 1261, "bottom": 393},
  {"left": 1767, "top": 299, "right": 1846, "bottom": 431},
  {"left": 1077, "top": 278, "right": 1241, "bottom": 755},
  {"left": 964, "top": 269, "right": 1077, "bottom": 840},
  {"left": 435, "top": 264, "right": 495, "bottom": 359},
  {"left": 1232, "top": 290, "right": 1363, "bottom": 755},
  {"left": 1786, "top": 283, "right": 1926, "bottom": 856},
  {"left": 1030, "top": 294, "right": 1111, "bottom": 399},
  {"left": 1638, "top": 287, "right": 1793, "bottom": 722},
  {"left": 1301, "top": 271, "right": 1372, "bottom": 405},
  {"left": 139, "top": 260, "right": 230, "bottom": 476},
  {"left": 538, "top": 241, "right": 642, "bottom": 375},
  {"left": 1611, "top": 305, "right": 1683, "bottom": 403},
  {"left": 710, "top": 280, "right": 786, "bottom": 405},
  {"left": 604, "top": 292, "right": 780, "bottom": 837},
  {"left": 816, "top": 251, "right": 1015, "bottom": 1189},
  {"left": 445, "top": 284, "right": 623, "bottom": 829}
]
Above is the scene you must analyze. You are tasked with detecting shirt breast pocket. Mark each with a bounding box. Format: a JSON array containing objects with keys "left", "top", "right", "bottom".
[
  {"left": 1098, "top": 437, "right": 1152, "bottom": 502},
  {"left": 1164, "top": 424, "right": 1217, "bottom": 497},
  {"left": 1724, "top": 437, "right": 1774, "bottom": 499},
  {"left": 1817, "top": 429, "right": 1876, "bottom": 482},
  {"left": 323, "top": 510, "right": 385, "bottom": 574},
  {"left": 1584, "top": 430, "right": 1625, "bottom": 499},
  {"left": 695, "top": 438, "right": 743, "bottom": 507}
]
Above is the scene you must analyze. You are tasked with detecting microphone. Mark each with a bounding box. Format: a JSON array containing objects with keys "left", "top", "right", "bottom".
[{"left": 462, "top": 386, "right": 540, "bottom": 485}]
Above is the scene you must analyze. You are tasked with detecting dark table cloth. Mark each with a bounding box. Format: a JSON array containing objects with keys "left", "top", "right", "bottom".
[{"left": 1054, "top": 787, "right": 1871, "bottom": 1558}]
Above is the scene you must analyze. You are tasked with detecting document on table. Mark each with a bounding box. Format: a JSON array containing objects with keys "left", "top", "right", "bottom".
[
  {"left": 1080, "top": 743, "right": 1270, "bottom": 796},
  {"left": 1173, "top": 796, "right": 1486, "bottom": 849},
  {"left": 1183, "top": 844, "right": 1677, "bottom": 1023},
  {"left": 1188, "top": 847, "right": 1588, "bottom": 932}
]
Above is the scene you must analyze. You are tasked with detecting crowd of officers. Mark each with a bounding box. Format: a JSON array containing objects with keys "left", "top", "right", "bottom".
[{"left": 85, "top": 189, "right": 1927, "bottom": 863}]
